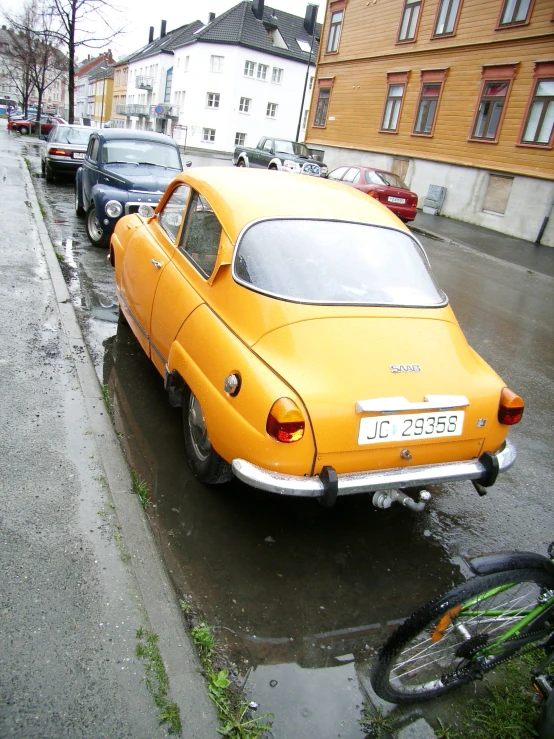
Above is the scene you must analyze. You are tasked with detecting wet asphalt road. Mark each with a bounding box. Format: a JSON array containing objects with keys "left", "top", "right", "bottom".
[{"left": 22, "top": 134, "right": 554, "bottom": 738}]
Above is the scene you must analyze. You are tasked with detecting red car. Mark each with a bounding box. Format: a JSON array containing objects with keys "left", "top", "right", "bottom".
[
  {"left": 8, "top": 114, "right": 67, "bottom": 136},
  {"left": 327, "top": 165, "right": 418, "bottom": 222}
]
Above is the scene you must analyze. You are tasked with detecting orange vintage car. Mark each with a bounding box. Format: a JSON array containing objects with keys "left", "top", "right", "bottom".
[{"left": 109, "top": 168, "right": 523, "bottom": 511}]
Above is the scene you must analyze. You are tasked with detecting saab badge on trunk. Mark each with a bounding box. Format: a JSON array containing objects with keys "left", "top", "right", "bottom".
[{"left": 390, "top": 364, "right": 421, "bottom": 373}]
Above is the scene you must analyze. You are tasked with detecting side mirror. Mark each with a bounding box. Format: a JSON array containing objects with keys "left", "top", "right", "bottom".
[
  {"left": 185, "top": 161, "right": 192, "bottom": 168},
  {"left": 39, "top": 135, "right": 48, "bottom": 141}
]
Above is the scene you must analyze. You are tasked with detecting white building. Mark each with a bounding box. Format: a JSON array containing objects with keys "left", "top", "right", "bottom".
[{"left": 116, "top": 1, "right": 320, "bottom": 152}]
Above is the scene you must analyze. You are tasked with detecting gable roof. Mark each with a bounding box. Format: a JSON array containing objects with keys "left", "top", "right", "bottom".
[
  {"left": 121, "top": 20, "right": 204, "bottom": 65},
  {"left": 192, "top": 1, "right": 321, "bottom": 64}
]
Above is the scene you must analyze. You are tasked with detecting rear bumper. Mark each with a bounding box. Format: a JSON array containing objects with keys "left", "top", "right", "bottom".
[{"left": 231, "top": 440, "right": 516, "bottom": 498}]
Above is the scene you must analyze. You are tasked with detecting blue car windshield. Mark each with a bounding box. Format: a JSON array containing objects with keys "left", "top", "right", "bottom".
[
  {"left": 102, "top": 140, "right": 182, "bottom": 169},
  {"left": 233, "top": 219, "right": 446, "bottom": 307}
]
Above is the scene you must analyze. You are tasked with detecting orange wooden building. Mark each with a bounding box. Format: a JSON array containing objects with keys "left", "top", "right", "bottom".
[{"left": 307, "top": 0, "right": 554, "bottom": 245}]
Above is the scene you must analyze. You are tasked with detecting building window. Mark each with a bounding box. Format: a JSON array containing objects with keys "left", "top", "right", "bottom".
[
  {"left": 381, "top": 84, "right": 405, "bottom": 131},
  {"left": 327, "top": 9, "right": 344, "bottom": 52},
  {"left": 203, "top": 128, "right": 215, "bottom": 142},
  {"left": 235, "top": 132, "right": 246, "bottom": 146},
  {"left": 184, "top": 56, "right": 189, "bottom": 72},
  {"left": 433, "top": 0, "right": 462, "bottom": 36},
  {"left": 482, "top": 174, "right": 513, "bottom": 215},
  {"left": 239, "top": 96, "right": 251, "bottom": 113},
  {"left": 413, "top": 83, "right": 442, "bottom": 135},
  {"left": 314, "top": 86, "right": 331, "bottom": 127},
  {"left": 398, "top": 0, "right": 422, "bottom": 42},
  {"left": 272, "top": 67, "right": 283, "bottom": 84},
  {"left": 498, "top": 0, "right": 533, "bottom": 27},
  {"left": 257, "top": 64, "right": 268, "bottom": 80},
  {"left": 244, "top": 60, "right": 255, "bottom": 77},
  {"left": 309, "top": 76, "right": 314, "bottom": 91},
  {"left": 210, "top": 55, "right": 224, "bottom": 73},
  {"left": 471, "top": 82, "right": 509, "bottom": 140},
  {"left": 266, "top": 102, "right": 277, "bottom": 117},
  {"left": 207, "top": 92, "right": 220, "bottom": 109},
  {"left": 521, "top": 77, "right": 554, "bottom": 146},
  {"left": 302, "top": 109, "right": 309, "bottom": 129}
]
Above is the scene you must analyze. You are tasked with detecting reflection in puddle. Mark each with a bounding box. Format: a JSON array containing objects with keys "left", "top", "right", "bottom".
[{"left": 103, "top": 326, "right": 460, "bottom": 737}]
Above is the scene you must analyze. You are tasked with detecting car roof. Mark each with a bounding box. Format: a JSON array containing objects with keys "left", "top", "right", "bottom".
[
  {"left": 332, "top": 165, "right": 396, "bottom": 176},
  {"left": 93, "top": 129, "right": 178, "bottom": 144},
  {"left": 175, "top": 167, "right": 407, "bottom": 243}
]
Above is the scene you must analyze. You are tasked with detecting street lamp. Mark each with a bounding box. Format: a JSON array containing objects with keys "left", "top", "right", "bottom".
[{"left": 296, "top": 4, "right": 319, "bottom": 142}]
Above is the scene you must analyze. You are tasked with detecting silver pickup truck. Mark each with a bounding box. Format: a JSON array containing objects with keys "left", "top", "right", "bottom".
[{"left": 233, "top": 136, "right": 328, "bottom": 177}]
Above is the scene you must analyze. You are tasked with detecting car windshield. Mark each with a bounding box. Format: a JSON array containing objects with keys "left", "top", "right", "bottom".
[
  {"left": 274, "top": 140, "right": 310, "bottom": 157},
  {"left": 56, "top": 128, "right": 91, "bottom": 144},
  {"left": 102, "top": 140, "right": 182, "bottom": 169},
  {"left": 234, "top": 220, "right": 445, "bottom": 307},
  {"left": 366, "top": 170, "right": 408, "bottom": 189}
]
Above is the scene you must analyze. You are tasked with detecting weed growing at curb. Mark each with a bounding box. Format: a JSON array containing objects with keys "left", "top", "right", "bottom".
[
  {"left": 131, "top": 469, "right": 151, "bottom": 509},
  {"left": 189, "top": 622, "right": 273, "bottom": 738},
  {"left": 136, "top": 627, "right": 182, "bottom": 735},
  {"left": 54, "top": 251, "right": 64, "bottom": 262},
  {"left": 100, "top": 383, "right": 113, "bottom": 414},
  {"left": 359, "top": 704, "right": 395, "bottom": 738},
  {"left": 23, "top": 157, "right": 32, "bottom": 172}
]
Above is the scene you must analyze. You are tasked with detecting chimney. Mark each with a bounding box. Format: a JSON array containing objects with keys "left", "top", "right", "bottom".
[
  {"left": 208, "top": 12, "right": 215, "bottom": 22},
  {"left": 252, "top": 0, "right": 264, "bottom": 20},
  {"left": 148, "top": 26, "right": 154, "bottom": 43},
  {"left": 304, "top": 4, "right": 318, "bottom": 36},
  {"left": 160, "top": 19, "right": 167, "bottom": 37}
]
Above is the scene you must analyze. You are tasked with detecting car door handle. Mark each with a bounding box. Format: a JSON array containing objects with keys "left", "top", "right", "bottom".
[{"left": 151, "top": 259, "right": 162, "bottom": 268}]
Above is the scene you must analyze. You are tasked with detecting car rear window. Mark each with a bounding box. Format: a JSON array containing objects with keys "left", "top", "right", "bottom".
[
  {"left": 365, "top": 170, "right": 408, "bottom": 189},
  {"left": 56, "top": 128, "right": 91, "bottom": 144},
  {"left": 233, "top": 219, "right": 445, "bottom": 307}
]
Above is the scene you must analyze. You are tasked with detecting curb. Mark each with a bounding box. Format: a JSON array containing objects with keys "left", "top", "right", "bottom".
[{"left": 20, "top": 157, "right": 219, "bottom": 738}]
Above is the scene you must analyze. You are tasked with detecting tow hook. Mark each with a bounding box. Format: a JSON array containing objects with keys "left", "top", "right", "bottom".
[{"left": 372, "top": 488, "right": 432, "bottom": 512}]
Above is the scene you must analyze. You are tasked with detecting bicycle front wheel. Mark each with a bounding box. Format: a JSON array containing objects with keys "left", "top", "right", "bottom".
[{"left": 371, "top": 568, "right": 554, "bottom": 703}]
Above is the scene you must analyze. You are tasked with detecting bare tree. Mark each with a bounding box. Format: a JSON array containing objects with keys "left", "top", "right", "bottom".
[
  {"left": 2, "top": 6, "right": 35, "bottom": 117},
  {"left": 47, "top": 0, "right": 124, "bottom": 123}
]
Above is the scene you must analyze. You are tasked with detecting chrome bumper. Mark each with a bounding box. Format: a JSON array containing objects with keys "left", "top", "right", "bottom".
[{"left": 231, "top": 440, "right": 516, "bottom": 498}]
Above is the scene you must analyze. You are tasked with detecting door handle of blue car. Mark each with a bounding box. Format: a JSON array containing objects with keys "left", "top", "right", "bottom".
[{"left": 151, "top": 259, "right": 162, "bottom": 268}]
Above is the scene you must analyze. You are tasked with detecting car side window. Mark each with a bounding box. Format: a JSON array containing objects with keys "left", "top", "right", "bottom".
[
  {"left": 47, "top": 128, "right": 56, "bottom": 142},
  {"left": 263, "top": 139, "right": 274, "bottom": 153},
  {"left": 328, "top": 166, "right": 348, "bottom": 180},
  {"left": 178, "top": 191, "right": 222, "bottom": 278},
  {"left": 88, "top": 138, "right": 99, "bottom": 162},
  {"left": 343, "top": 168, "right": 360, "bottom": 183},
  {"left": 158, "top": 184, "right": 190, "bottom": 244}
]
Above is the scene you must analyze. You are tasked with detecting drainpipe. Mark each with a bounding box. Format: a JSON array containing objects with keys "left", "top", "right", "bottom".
[{"left": 535, "top": 197, "right": 554, "bottom": 246}]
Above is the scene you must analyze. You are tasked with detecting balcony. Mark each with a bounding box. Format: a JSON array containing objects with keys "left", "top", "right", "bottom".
[
  {"left": 114, "top": 104, "right": 128, "bottom": 115},
  {"left": 122, "top": 104, "right": 149, "bottom": 116},
  {"left": 135, "top": 75, "right": 154, "bottom": 90},
  {"left": 149, "top": 103, "right": 180, "bottom": 119}
]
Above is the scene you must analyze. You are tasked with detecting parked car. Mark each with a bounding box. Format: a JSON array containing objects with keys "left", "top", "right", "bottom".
[
  {"left": 109, "top": 167, "right": 523, "bottom": 509},
  {"left": 327, "top": 166, "right": 418, "bottom": 222},
  {"left": 75, "top": 129, "right": 183, "bottom": 247},
  {"left": 40, "top": 124, "right": 92, "bottom": 182},
  {"left": 8, "top": 114, "right": 66, "bottom": 135},
  {"left": 234, "top": 136, "right": 328, "bottom": 177}
]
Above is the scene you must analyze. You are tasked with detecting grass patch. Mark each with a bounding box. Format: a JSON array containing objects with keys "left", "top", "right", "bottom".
[
  {"left": 54, "top": 251, "right": 64, "bottom": 262},
  {"left": 131, "top": 469, "right": 151, "bottom": 509},
  {"left": 23, "top": 157, "right": 32, "bottom": 173},
  {"left": 189, "top": 622, "right": 273, "bottom": 738},
  {"left": 136, "top": 627, "right": 182, "bottom": 735},
  {"left": 359, "top": 704, "right": 395, "bottom": 738},
  {"left": 100, "top": 383, "right": 113, "bottom": 414}
]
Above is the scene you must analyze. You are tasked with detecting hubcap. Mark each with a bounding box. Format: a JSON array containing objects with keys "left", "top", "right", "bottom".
[
  {"left": 188, "top": 393, "right": 211, "bottom": 462},
  {"left": 87, "top": 209, "right": 104, "bottom": 242}
]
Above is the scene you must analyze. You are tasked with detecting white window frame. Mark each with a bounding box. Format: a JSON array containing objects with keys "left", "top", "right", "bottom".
[
  {"left": 257, "top": 64, "right": 268, "bottom": 80},
  {"left": 235, "top": 132, "right": 246, "bottom": 146},
  {"left": 202, "top": 127, "right": 216, "bottom": 143},
  {"left": 206, "top": 92, "right": 220, "bottom": 109},
  {"left": 272, "top": 67, "right": 283, "bottom": 84},
  {"left": 244, "top": 61, "right": 255, "bottom": 77},
  {"left": 239, "top": 96, "right": 251, "bottom": 113},
  {"left": 210, "top": 55, "right": 224, "bottom": 73},
  {"left": 266, "top": 102, "right": 277, "bottom": 118}
]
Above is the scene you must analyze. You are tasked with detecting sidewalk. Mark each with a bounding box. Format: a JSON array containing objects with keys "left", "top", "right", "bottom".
[
  {"left": 0, "top": 143, "right": 218, "bottom": 734},
  {"left": 411, "top": 210, "right": 554, "bottom": 278}
]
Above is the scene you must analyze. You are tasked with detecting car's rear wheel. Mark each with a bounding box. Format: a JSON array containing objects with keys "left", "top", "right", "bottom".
[
  {"left": 75, "top": 182, "right": 85, "bottom": 217},
  {"left": 183, "top": 387, "right": 233, "bottom": 484},
  {"left": 18, "top": 125, "right": 29, "bottom": 135},
  {"left": 86, "top": 206, "right": 109, "bottom": 247},
  {"left": 45, "top": 162, "right": 55, "bottom": 183},
  {"left": 41, "top": 159, "right": 46, "bottom": 175}
]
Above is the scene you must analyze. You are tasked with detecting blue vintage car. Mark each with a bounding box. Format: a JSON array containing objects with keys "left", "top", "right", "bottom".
[{"left": 75, "top": 129, "right": 183, "bottom": 247}]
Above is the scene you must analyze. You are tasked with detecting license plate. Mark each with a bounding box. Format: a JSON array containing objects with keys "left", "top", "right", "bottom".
[
  {"left": 358, "top": 411, "right": 464, "bottom": 445},
  {"left": 73, "top": 152, "right": 85, "bottom": 159},
  {"left": 388, "top": 196, "right": 406, "bottom": 204}
]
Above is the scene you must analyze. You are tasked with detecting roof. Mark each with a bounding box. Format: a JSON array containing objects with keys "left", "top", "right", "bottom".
[
  {"left": 121, "top": 20, "right": 203, "bottom": 64},
  {"left": 191, "top": 1, "right": 321, "bottom": 64},
  {"left": 173, "top": 167, "right": 403, "bottom": 243},
  {"left": 87, "top": 64, "right": 114, "bottom": 81},
  {"left": 91, "top": 129, "right": 180, "bottom": 145}
]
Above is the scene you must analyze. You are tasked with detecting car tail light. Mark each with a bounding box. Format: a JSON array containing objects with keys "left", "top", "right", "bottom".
[
  {"left": 50, "top": 148, "right": 71, "bottom": 157},
  {"left": 498, "top": 387, "right": 524, "bottom": 425},
  {"left": 267, "top": 398, "right": 305, "bottom": 443},
  {"left": 368, "top": 191, "right": 378, "bottom": 199}
]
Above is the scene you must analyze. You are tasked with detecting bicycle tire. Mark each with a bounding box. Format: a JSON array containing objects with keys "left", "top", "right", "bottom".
[{"left": 371, "top": 567, "right": 554, "bottom": 703}]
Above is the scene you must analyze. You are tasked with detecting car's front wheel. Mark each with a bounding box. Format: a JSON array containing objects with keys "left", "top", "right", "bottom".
[
  {"left": 75, "top": 182, "right": 85, "bottom": 217},
  {"left": 18, "top": 125, "right": 29, "bottom": 135},
  {"left": 86, "top": 206, "right": 109, "bottom": 247},
  {"left": 183, "top": 387, "right": 233, "bottom": 484},
  {"left": 236, "top": 159, "right": 246, "bottom": 167}
]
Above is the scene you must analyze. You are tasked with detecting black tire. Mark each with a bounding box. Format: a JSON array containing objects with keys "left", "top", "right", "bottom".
[
  {"left": 45, "top": 162, "right": 55, "bottom": 183},
  {"left": 41, "top": 159, "right": 46, "bottom": 175},
  {"left": 86, "top": 205, "right": 109, "bottom": 247},
  {"left": 268, "top": 164, "right": 278, "bottom": 171},
  {"left": 183, "top": 386, "right": 233, "bottom": 484},
  {"left": 75, "top": 182, "right": 85, "bottom": 217},
  {"left": 236, "top": 159, "right": 245, "bottom": 167},
  {"left": 371, "top": 568, "right": 554, "bottom": 704},
  {"left": 18, "top": 125, "right": 29, "bottom": 135}
]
